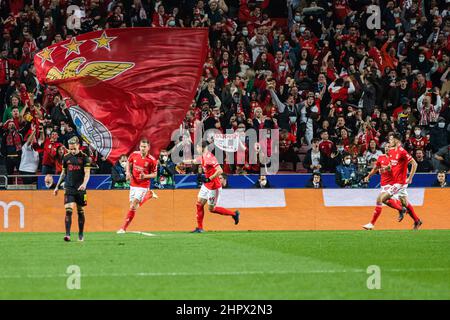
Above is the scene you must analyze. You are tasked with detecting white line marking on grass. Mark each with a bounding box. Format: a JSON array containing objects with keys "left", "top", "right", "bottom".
[
  {"left": 1, "top": 268, "right": 449, "bottom": 279},
  {"left": 127, "top": 231, "right": 157, "bottom": 237}
]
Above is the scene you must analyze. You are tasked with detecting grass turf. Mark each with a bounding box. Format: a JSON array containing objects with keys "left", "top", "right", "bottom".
[{"left": 0, "top": 230, "right": 449, "bottom": 299}]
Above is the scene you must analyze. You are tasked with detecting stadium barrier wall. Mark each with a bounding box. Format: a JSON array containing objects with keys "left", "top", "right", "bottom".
[
  {"left": 36, "top": 173, "right": 442, "bottom": 190},
  {"left": 1, "top": 188, "right": 449, "bottom": 232}
]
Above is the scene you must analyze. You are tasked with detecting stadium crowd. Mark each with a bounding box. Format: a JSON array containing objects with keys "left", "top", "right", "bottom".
[{"left": 0, "top": 0, "right": 450, "bottom": 188}]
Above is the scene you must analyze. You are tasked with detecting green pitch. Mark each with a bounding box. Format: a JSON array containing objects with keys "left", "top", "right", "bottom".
[{"left": 1, "top": 230, "right": 449, "bottom": 299}]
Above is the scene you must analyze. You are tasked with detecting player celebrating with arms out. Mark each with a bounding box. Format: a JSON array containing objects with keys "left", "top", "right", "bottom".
[
  {"left": 54, "top": 137, "right": 91, "bottom": 242},
  {"left": 363, "top": 145, "right": 407, "bottom": 230},
  {"left": 117, "top": 138, "right": 158, "bottom": 233},
  {"left": 183, "top": 141, "right": 240, "bottom": 233}
]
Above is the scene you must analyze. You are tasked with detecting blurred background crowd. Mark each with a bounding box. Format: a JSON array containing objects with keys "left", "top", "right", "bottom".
[{"left": 0, "top": 0, "right": 449, "bottom": 189}]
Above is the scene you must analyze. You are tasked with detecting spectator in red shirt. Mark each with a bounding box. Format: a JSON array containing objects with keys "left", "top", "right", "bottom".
[
  {"left": 319, "top": 130, "right": 334, "bottom": 158},
  {"left": 41, "top": 131, "right": 62, "bottom": 175}
]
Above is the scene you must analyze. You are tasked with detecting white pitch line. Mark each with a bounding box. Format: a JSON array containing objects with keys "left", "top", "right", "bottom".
[
  {"left": 0, "top": 268, "right": 449, "bottom": 279},
  {"left": 127, "top": 231, "right": 157, "bottom": 237}
]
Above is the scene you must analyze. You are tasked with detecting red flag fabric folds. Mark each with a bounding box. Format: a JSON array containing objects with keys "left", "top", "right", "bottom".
[{"left": 34, "top": 27, "right": 208, "bottom": 162}]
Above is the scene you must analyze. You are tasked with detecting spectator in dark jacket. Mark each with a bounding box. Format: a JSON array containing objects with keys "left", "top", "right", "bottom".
[
  {"left": 305, "top": 172, "right": 324, "bottom": 188},
  {"left": 254, "top": 174, "right": 271, "bottom": 188},
  {"left": 111, "top": 154, "right": 129, "bottom": 189},
  {"left": 335, "top": 153, "right": 358, "bottom": 188},
  {"left": 415, "top": 149, "right": 433, "bottom": 173},
  {"left": 303, "top": 138, "right": 329, "bottom": 172},
  {"left": 429, "top": 117, "right": 449, "bottom": 153},
  {"left": 432, "top": 171, "right": 448, "bottom": 188}
]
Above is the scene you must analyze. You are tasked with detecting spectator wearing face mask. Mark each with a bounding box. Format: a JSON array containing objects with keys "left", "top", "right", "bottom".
[
  {"left": 409, "top": 126, "right": 429, "bottom": 153},
  {"left": 111, "top": 154, "right": 129, "bottom": 189},
  {"left": 155, "top": 149, "right": 176, "bottom": 189},
  {"left": 429, "top": 117, "right": 449, "bottom": 153},
  {"left": 254, "top": 174, "right": 271, "bottom": 188},
  {"left": 432, "top": 171, "right": 448, "bottom": 188},
  {"left": 335, "top": 152, "right": 357, "bottom": 188}
]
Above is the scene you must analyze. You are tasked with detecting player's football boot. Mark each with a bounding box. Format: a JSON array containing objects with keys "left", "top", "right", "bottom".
[
  {"left": 233, "top": 210, "right": 240, "bottom": 225},
  {"left": 363, "top": 223, "right": 374, "bottom": 230},
  {"left": 191, "top": 228, "right": 204, "bottom": 233},
  {"left": 117, "top": 229, "right": 126, "bottom": 234},
  {"left": 398, "top": 206, "right": 407, "bottom": 222},
  {"left": 413, "top": 220, "right": 423, "bottom": 230},
  {"left": 64, "top": 235, "right": 71, "bottom": 242},
  {"left": 78, "top": 234, "right": 84, "bottom": 242}
]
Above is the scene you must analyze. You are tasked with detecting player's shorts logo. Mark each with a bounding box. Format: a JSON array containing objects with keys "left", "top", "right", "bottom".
[{"left": 69, "top": 105, "right": 113, "bottom": 158}]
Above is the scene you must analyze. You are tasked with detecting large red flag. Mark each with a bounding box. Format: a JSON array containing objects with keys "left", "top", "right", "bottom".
[{"left": 34, "top": 28, "right": 208, "bottom": 162}]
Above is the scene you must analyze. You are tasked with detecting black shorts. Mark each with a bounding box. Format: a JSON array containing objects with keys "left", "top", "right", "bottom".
[{"left": 64, "top": 190, "right": 87, "bottom": 207}]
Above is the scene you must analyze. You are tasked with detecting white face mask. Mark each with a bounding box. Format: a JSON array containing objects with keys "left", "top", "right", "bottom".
[
  {"left": 438, "top": 122, "right": 446, "bottom": 128},
  {"left": 120, "top": 161, "right": 126, "bottom": 168},
  {"left": 295, "top": 16, "right": 301, "bottom": 23},
  {"left": 260, "top": 180, "right": 267, "bottom": 186},
  {"left": 299, "top": 26, "right": 306, "bottom": 33},
  {"left": 338, "top": 146, "right": 344, "bottom": 152},
  {"left": 415, "top": 130, "right": 421, "bottom": 136},
  {"left": 279, "top": 65, "right": 286, "bottom": 72},
  {"left": 242, "top": 30, "right": 248, "bottom": 36},
  {"left": 344, "top": 159, "right": 351, "bottom": 165},
  {"left": 411, "top": 19, "right": 416, "bottom": 25},
  {"left": 162, "top": 155, "right": 169, "bottom": 161},
  {"left": 419, "top": 56, "right": 425, "bottom": 62},
  {"left": 289, "top": 116, "right": 297, "bottom": 123},
  {"left": 300, "top": 65, "right": 307, "bottom": 71}
]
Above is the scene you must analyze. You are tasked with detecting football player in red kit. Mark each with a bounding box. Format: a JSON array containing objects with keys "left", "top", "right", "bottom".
[
  {"left": 117, "top": 138, "right": 158, "bottom": 233},
  {"left": 183, "top": 141, "right": 240, "bottom": 233},
  {"left": 387, "top": 133, "right": 422, "bottom": 229},
  {"left": 363, "top": 145, "right": 407, "bottom": 230}
]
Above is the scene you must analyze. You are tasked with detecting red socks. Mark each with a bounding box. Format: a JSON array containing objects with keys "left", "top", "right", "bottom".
[
  {"left": 196, "top": 202, "right": 205, "bottom": 229},
  {"left": 371, "top": 205, "right": 382, "bottom": 225},
  {"left": 406, "top": 202, "right": 420, "bottom": 222},
  {"left": 385, "top": 199, "right": 403, "bottom": 211},
  {"left": 211, "top": 206, "right": 235, "bottom": 216},
  {"left": 122, "top": 209, "right": 136, "bottom": 231}
]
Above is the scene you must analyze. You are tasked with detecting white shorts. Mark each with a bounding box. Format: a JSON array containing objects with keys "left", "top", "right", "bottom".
[
  {"left": 380, "top": 185, "right": 399, "bottom": 200},
  {"left": 198, "top": 184, "right": 221, "bottom": 206},
  {"left": 129, "top": 186, "right": 148, "bottom": 203},
  {"left": 386, "top": 184, "right": 408, "bottom": 198}
]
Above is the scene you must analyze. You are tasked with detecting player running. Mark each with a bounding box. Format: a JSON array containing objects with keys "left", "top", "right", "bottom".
[
  {"left": 117, "top": 138, "right": 158, "bottom": 233},
  {"left": 363, "top": 145, "right": 407, "bottom": 230},
  {"left": 183, "top": 141, "right": 240, "bottom": 233},
  {"left": 387, "top": 133, "right": 422, "bottom": 229},
  {"left": 54, "top": 137, "right": 91, "bottom": 242}
]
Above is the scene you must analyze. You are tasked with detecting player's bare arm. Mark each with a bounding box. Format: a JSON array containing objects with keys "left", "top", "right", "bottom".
[
  {"left": 207, "top": 166, "right": 223, "bottom": 182},
  {"left": 78, "top": 166, "right": 91, "bottom": 191},
  {"left": 125, "top": 160, "right": 131, "bottom": 181},
  {"left": 139, "top": 171, "right": 157, "bottom": 180},
  {"left": 406, "top": 158, "right": 418, "bottom": 185},
  {"left": 54, "top": 168, "right": 66, "bottom": 196}
]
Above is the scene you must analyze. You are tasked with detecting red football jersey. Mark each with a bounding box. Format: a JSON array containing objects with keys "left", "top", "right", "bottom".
[
  {"left": 376, "top": 154, "right": 394, "bottom": 186},
  {"left": 128, "top": 151, "right": 157, "bottom": 188},
  {"left": 388, "top": 146, "right": 413, "bottom": 184},
  {"left": 319, "top": 140, "right": 334, "bottom": 157},
  {"left": 409, "top": 136, "right": 428, "bottom": 150},
  {"left": 197, "top": 151, "right": 221, "bottom": 190}
]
